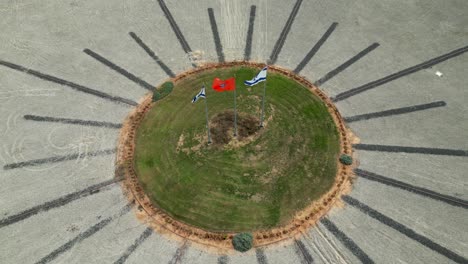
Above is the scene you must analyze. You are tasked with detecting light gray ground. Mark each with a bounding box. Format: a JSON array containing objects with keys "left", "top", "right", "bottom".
[{"left": 0, "top": 0, "right": 467, "bottom": 263}]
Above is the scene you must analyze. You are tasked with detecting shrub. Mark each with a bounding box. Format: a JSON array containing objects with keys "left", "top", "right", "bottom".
[
  {"left": 339, "top": 154, "right": 353, "bottom": 165},
  {"left": 152, "top": 81, "right": 174, "bottom": 102},
  {"left": 232, "top": 233, "right": 253, "bottom": 252},
  {"left": 152, "top": 91, "right": 161, "bottom": 102}
]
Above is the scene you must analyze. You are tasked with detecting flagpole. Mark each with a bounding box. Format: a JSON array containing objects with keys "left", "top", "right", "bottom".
[
  {"left": 233, "top": 81, "right": 238, "bottom": 137},
  {"left": 203, "top": 83, "right": 211, "bottom": 144},
  {"left": 260, "top": 78, "right": 266, "bottom": 127}
]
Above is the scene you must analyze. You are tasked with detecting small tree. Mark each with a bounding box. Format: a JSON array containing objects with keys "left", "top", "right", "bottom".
[
  {"left": 339, "top": 154, "right": 353, "bottom": 165},
  {"left": 232, "top": 233, "right": 253, "bottom": 252}
]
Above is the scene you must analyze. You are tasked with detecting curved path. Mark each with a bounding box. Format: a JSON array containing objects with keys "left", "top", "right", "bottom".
[{"left": 0, "top": 1, "right": 467, "bottom": 263}]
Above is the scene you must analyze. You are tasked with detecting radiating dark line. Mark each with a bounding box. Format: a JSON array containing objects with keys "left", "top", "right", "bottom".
[
  {"left": 256, "top": 248, "right": 268, "bottom": 264},
  {"left": 84, "top": 49, "right": 154, "bottom": 91},
  {"left": 0, "top": 177, "right": 123, "bottom": 229},
  {"left": 268, "top": 0, "right": 303, "bottom": 65},
  {"left": 157, "top": 0, "right": 192, "bottom": 53},
  {"left": 169, "top": 241, "right": 188, "bottom": 264},
  {"left": 344, "top": 101, "right": 446, "bottom": 123},
  {"left": 294, "top": 240, "right": 314, "bottom": 264},
  {"left": 24, "top": 114, "right": 122, "bottom": 128},
  {"left": 157, "top": 0, "right": 196, "bottom": 67},
  {"left": 35, "top": 203, "right": 132, "bottom": 264},
  {"left": 314, "top": 43, "right": 380, "bottom": 86},
  {"left": 343, "top": 196, "right": 468, "bottom": 264},
  {"left": 320, "top": 218, "right": 374, "bottom": 264},
  {"left": 114, "top": 227, "right": 153, "bottom": 264},
  {"left": 129, "top": 32, "right": 176, "bottom": 78},
  {"left": 294, "top": 22, "right": 338, "bottom": 74},
  {"left": 3, "top": 148, "right": 116, "bottom": 170},
  {"left": 207, "top": 8, "right": 225, "bottom": 63},
  {"left": 333, "top": 45, "right": 468, "bottom": 102},
  {"left": 355, "top": 169, "right": 468, "bottom": 209},
  {"left": 244, "top": 5, "right": 257, "bottom": 61},
  {"left": 0, "top": 60, "right": 137, "bottom": 106},
  {"left": 218, "top": 255, "right": 229, "bottom": 264},
  {"left": 353, "top": 144, "right": 468, "bottom": 157}
]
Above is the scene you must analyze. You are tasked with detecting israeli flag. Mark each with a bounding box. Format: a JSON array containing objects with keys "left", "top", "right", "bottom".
[
  {"left": 191, "top": 87, "right": 206, "bottom": 103},
  {"left": 244, "top": 66, "right": 268, "bottom": 86}
]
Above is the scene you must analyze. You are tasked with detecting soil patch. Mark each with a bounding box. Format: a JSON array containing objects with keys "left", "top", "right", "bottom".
[{"left": 210, "top": 111, "right": 260, "bottom": 145}]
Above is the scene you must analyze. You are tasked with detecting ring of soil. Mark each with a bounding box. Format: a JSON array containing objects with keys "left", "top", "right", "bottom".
[{"left": 116, "top": 61, "right": 355, "bottom": 252}]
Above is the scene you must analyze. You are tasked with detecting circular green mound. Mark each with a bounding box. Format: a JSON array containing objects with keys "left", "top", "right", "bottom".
[{"left": 134, "top": 67, "right": 340, "bottom": 232}]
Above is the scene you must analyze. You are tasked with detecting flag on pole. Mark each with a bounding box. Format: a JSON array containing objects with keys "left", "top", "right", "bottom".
[
  {"left": 244, "top": 66, "right": 267, "bottom": 86},
  {"left": 212, "top": 77, "right": 236, "bottom": 92},
  {"left": 191, "top": 87, "right": 206, "bottom": 103}
]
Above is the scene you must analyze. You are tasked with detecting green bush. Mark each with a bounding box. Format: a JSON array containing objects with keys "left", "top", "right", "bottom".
[
  {"left": 232, "top": 233, "right": 253, "bottom": 252},
  {"left": 339, "top": 154, "right": 353, "bottom": 165},
  {"left": 152, "top": 81, "right": 174, "bottom": 102},
  {"left": 152, "top": 91, "right": 161, "bottom": 102}
]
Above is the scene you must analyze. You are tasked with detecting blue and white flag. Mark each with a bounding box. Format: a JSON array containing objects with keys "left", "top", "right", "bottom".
[
  {"left": 191, "top": 87, "right": 206, "bottom": 103},
  {"left": 244, "top": 66, "right": 268, "bottom": 86}
]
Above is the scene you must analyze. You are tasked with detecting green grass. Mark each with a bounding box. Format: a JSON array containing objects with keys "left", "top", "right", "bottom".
[{"left": 134, "top": 67, "right": 340, "bottom": 232}]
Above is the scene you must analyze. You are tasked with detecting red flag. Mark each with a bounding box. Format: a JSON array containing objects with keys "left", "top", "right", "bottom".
[{"left": 212, "top": 77, "right": 236, "bottom": 92}]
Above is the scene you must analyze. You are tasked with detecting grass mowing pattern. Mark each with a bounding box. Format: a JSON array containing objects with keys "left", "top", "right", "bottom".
[{"left": 134, "top": 67, "right": 340, "bottom": 232}]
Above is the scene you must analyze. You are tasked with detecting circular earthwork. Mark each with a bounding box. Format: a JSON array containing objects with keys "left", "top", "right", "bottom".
[{"left": 116, "top": 61, "right": 354, "bottom": 251}]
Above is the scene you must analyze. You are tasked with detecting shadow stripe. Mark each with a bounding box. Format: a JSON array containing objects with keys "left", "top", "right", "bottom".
[
  {"left": 35, "top": 203, "right": 132, "bottom": 264},
  {"left": 294, "top": 22, "right": 338, "bottom": 74},
  {"left": 333, "top": 45, "right": 468, "bottom": 102},
  {"left": 157, "top": 0, "right": 192, "bottom": 53},
  {"left": 156, "top": 0, "right": 196, "bottom": 67},
  {"left": 294, "top": 240, "right": 314, "bottom": 264},
  {"left": 169, "top": 241, "right": 188, "bottom": 264},
  {"left": 344, "top": 101, "right": 446, "bottom": 123},
  {"left": 244, "top": 5, "right": 257, "bottom": 61},
  {"left": 208, "top": 8, "right": 225, "bottom": 63},
  {"left": 268, "top": 0, "right": 303, "bottom": 65},
  {"left": 3, "top": 148, "right": 116, "bottom": 170},
  {"left": 0, "top": 177, "right": 123, "bottom": 229},
  {"left": 353, "top": 144, "right": 468, "bottom": 157},
  {"left": 129, "top": 32, "right": 176, "bottom": 78},
  {"left": 114, "top": 227, "right": 153, "bottom": 264},
  {"left": 218, "top": 255, "right": 229, "bottom": 264},
  {"left": 0, "top": 60, "right": 137, "bottom": 106},
  {"left": 256, "top": 248, "right": 268, "bottom": 264},
  {"left": 84, "top": 49, "right": 154, "bottom": 91},
  {"left": 314, "top": 43, "right": 380, "bottom": 86},
  {"left": 320, "top": 218, "right": 374, "bottom": 264},
  {"left": 343, "top": 196, "right": 468, "bottom": 264},
  {"left": 355, "top": 168, "right": 468, "bottom": 209},
  {"left": 24, "top": 114, "right": 122, "bottom": 128}
]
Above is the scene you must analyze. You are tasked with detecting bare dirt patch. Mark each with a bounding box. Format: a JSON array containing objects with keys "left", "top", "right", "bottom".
[{"left": 210, "top": 110, "right": 260, "bottom": 145}]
